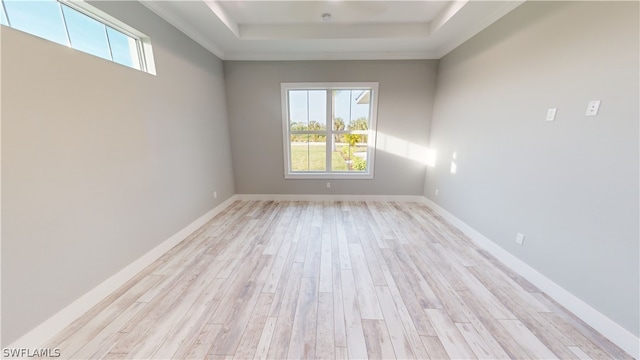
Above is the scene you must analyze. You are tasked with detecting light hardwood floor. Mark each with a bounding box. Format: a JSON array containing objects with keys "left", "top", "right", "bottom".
[{"left": 45, "top": 201, "right": 633, "bottom": 359}]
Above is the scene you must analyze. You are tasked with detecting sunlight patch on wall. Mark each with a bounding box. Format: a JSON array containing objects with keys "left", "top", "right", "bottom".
[
  {"left": 376, "top": 132, "right": 435, "bottom": 166},
  {"left": 426, "top": 148, "right": 437, "bottom": 167},
  {"left": 450, "top": 151, "right": 457, "bottom": 174}
]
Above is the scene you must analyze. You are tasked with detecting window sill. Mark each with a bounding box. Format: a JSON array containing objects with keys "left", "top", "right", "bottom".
[{"left": 285, "top": 173, "right": 374, "bottom": 180}]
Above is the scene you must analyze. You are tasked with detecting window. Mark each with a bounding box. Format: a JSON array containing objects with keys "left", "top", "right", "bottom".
[
  {"left": 1, "top": 0, "right": 155, "bottom": 74},
  {"left": 282, "top": 82, "right": 379, "bottom": 179}
]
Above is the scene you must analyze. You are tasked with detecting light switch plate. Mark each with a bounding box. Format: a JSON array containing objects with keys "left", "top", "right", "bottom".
[{"left": 546, "top": 108, "right": 557, "bottom": 122}]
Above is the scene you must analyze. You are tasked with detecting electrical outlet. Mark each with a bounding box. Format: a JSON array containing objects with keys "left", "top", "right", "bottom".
[
  {"left": 326, "top": 182, "right": 331, "bottom": 189},
  {"left": 435, "top": 189, "right": 439, "bottom": 196},
  {"left": 586, "top": 100, "right": 601, "bottom": 116},
  {"left": 516, "top": 233, "right": 525, "bottom": 245},
  {"left": 214, "top": 191, "right": 217, "bottom": 199}
]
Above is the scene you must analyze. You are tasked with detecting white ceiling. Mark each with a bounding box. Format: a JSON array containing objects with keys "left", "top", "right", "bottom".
[{"left": 139, "top": 0, "right": 525, "bottom": 61}]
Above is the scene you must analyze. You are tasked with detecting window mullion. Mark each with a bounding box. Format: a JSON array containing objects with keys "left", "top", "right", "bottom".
[
  {"left": 306, "top": 134, "right": 310, "bottom": 171},
  {"left": 2, "top": 0, "right": 12, "bottom": 27},
  {"left": 326, "top": 89, "right": 332, "bottom": 172},
  {"left": 58, "top": 3, "right": 72, "bottom": 47},
  {"left": 306, "top": 92, "right": 310, "bottom": 171},
  {"left": 104, "top": 25, "right": 114, "bottom": 61}
]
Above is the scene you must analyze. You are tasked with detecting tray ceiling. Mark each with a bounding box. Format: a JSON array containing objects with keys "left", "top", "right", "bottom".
[{"left": 140, "top": 0, "right": 525, "bottom": 60}]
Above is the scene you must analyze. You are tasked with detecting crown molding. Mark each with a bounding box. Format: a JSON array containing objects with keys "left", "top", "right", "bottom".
[
  {"left": 139, "top": 0, "right": 226, "bottom": 59},
  {"left": 223, "top": 51, "right": 441, "bottom": 61}
]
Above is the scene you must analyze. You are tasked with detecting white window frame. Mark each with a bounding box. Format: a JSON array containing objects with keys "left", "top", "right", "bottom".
[{"left": 281, "top": 82, "right": 379, "bottom": 180}]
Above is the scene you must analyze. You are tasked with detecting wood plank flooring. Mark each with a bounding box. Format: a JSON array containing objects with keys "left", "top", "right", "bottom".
[{"left": 45, "top": 201, "right": 633, "bottom": 359}]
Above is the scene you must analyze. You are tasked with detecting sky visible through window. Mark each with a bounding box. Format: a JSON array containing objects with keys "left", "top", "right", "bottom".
[
  {"left": 289, "top": 90, "right": 370, "bottom": 127},
  {"left": 63, "top": 3, "right": 111, "bottom": 60},
  {"left": 4, "top": 0, "right": 68, "bottom": 45},
  {"left": 0, "top": 2, "right": 8, "bottom": 25},
  {"left": 2, "top": 0, "right": 136, "bottom": 69}
]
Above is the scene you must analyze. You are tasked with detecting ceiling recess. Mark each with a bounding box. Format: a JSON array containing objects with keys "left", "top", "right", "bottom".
[{"left": 139, "top": 1, "right": 525, "bottom": 61}]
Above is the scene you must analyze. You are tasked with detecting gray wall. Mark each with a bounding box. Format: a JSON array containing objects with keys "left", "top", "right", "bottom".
[
  {"left": 1, "top": 1, "right": 234, "bottom": 345},
  {"left": 425, "top": 1, "right": 639, "bottom": 336},
  {"left": 224, "top": 60, "right": 437, "bottom": 195}
]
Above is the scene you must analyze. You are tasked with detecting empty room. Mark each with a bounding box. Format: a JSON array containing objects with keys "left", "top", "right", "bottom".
[{"left": 2, "top": 0, "right": 638, "bottom": 359}]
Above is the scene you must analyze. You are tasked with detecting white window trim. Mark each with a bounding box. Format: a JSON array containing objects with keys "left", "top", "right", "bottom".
[{"left": 281, "top": 82, "right": 379, "bottom": 180}]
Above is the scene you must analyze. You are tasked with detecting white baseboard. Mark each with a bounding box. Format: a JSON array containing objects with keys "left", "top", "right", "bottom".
[
  {"left": 235, "top": 193, "right": 424, "bottom": 202},
  {"left": 421, "top": 196, "right": 640, "bottom": 359},
  {"left": 7, "top": 195, "right": 238, "bottom": 350}
]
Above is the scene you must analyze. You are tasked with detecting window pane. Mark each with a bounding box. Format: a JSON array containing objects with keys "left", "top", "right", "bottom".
[
  {"left": 334, "top": 134, "right": 368, "bottom": 172},
  {"left": 331, "top": 139, "right": 349, "bottom": 171},
  {"left": 107, "top": 26, "right": 138, "bottom": 68},
  {"left": 1, "top": 2, "right": 9, "bottom": 25},
  {"left": 289, "top": 90, "right": 326, "bottom": 130},
  {"left": 333, "top": 89, "right": 370, "bottom": 130},
  {"left": 290, "top": 135, "right": 326, "bottom": 172},
  {"left": 291, "top": 135, "right": 309, "bottom": 171},
  {"left": 333, "top": 116, "right": 346, "bottom": 131},
  {"left": 308, "top": 90, "right": 326, "bottom": 130},
  {"left": 351, "top": 134, "right": 368, "bottom": 172},
  {"left": 4, "top": 0, "right": 67, "bottom": 45},
  {"left": 332, "top": 88, "right": 371, "bottom": 172},
  {"left": 308, "top": 135, "right": 327, "bottom": 171},
  {"left": 289, "top": 90, "right": 308, "bottom": 129},
  {"left": 62, "top": 4, "right": 110, "bottom": 60}
]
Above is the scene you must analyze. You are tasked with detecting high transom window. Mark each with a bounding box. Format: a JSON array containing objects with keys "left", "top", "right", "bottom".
[
  {"left": 281, "top": 82, "right": 379, "bottom": 179},
  {"left": 1, "top": 0, "right": 155, "bottom": 74}
]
